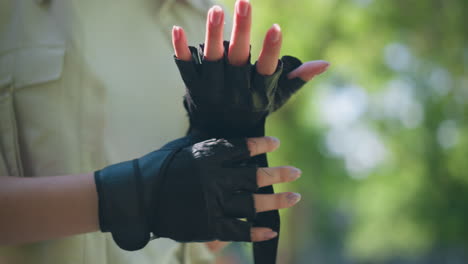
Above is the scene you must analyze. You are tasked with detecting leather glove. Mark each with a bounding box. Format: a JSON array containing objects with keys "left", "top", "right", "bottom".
[
  {"left": 175, "top": 41, "right": 306, "bottom": 139},
  {"left": 95, "top": 137, "right": 258, "bottom": 251},
  {"left": 174, "top": 41, "right": 306, "bottom": 264}
]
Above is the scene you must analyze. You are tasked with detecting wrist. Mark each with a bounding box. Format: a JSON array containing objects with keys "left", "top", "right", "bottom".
[
  {"left": 94, "top": 160, "right": 150, "bottom": 251},
  {"left": 94, "top": 139, "right": 190, "bottom": 251},
  {"left": 187, "top": 115, "right": 267, "bottom": 139}
]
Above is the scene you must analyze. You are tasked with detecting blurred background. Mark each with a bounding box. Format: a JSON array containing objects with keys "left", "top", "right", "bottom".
[{"left": 218, "top": 0, "right": 468, "bottom": 263}]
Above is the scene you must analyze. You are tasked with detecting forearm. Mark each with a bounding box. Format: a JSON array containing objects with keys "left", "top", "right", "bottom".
[{"left": 0, "top": 173, "right": 99, "bottom": 245}]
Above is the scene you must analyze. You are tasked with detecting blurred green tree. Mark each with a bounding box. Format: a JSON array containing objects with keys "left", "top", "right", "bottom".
[{"left": 219, "top": 0, "right": 468, "bottom": 263}]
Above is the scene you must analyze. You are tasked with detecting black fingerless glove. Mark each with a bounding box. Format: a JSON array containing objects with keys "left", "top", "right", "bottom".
[
  {"left": 175, "top": 41, "right": 305, "bottom": 140},
  {"left": 95, "top": 137, "right": 259, "bottom": 251},
  {"left": 174, "top": 41, "right": 306, "bottom": 264}
]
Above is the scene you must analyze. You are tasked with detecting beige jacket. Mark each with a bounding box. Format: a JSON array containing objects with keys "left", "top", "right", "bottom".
[{"left": 0, "top": 0, "right": 220, "bottom": 263}]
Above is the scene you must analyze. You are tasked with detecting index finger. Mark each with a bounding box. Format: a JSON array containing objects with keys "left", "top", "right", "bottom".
[
  {"left": 246, "top": 136, "right": 280, "bottom": 156},
  {"left": 256, "top": 24, "right": 282, "bottom": 76}
]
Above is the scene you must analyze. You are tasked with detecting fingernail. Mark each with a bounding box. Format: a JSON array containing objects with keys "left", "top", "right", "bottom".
[
  {"left": 269, "top": 24, "right": 281, "bottom": 43},
  {"left": 317, "top": 62, "right": 330, "bottom": 75},
  {"left": 268, "top": 137, "right": 280, "bottom": 147},
  {"left": 210, "top": 6, "right": 223, "bottom": 26},
  {"left": 237, "top": 0, "right": 249, "bottom": 17},
  {"left": 287, "top": 193, "right": 301, "bottom": 205},
  {"left": 172, "top": 26, "right": 180, "bottom": 41},
  {"left": 290, "top": 168, "right": 302, "bottom": 180},
  {"left": 264, "top": 231, "right": 277, "bottom": 240}
]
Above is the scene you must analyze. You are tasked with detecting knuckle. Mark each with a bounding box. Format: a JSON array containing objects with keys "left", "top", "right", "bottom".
[
  {"left": 256, "top": 168, "right": 262, "bottom": 178},
  {"left": 257, "top": 168, "right": 278, "bottom": 187},
  {"left": 262, "top": 167, "right": 275, "bottom": 178},
  {"left": 256, "top": 170, "right": 265, "bottom": 187},
  {"left": 256, "top": 168, "right": 264, "bottom": 178},
  {"left": 236, "top": 23, "right": 250, "bottom": 33},
  {"left": 247, "top": 138, "right": 258, "bottom": 154},
  {"left": 279, "top": 167, "right": 292, "bottom": 181}
]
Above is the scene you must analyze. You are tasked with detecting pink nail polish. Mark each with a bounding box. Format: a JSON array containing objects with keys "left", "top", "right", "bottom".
[
  {"left": 269, "top": 24, "right": 281, "bottom": 43},
  {"left": 290, "top": 168, "right": 302, "bottom": 179},
  {"left": 287, "top": 193, "right": 301, "bottom": 205},
  {"left": 172, "top": 26, "right": 180, "bottom": 41},
  {"left": 317, "top": 63, "right": 330, "bottom": 74},
  {"left": 264, "top": 231, "right": 277, "bottom": 240},
  {"left": 210, "top": 6, "right": 222, "bottom": 26},
  {"left": 268, "top": 136, "right": 280, "bottom": 147},
  {"left": 237, "top": 0, "right": 249, "bottom": 17}
]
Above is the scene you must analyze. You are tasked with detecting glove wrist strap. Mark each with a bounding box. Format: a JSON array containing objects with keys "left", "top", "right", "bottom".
[{"left": 95, "top": 160, "right": 150, "bottom": 251}]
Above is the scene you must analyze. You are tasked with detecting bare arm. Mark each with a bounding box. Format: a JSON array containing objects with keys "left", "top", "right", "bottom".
[
  {"left": 0, "top": 174, "right": 260, "bottom": 253},
  {"left": 0, "top": 174, "right": 99, "bottom": 245},
  {"left": 0, "top": 138, "right": 299, "bottom": 252},
  {"left": 0, "top": 174, "right": 257, "bottom": 253}
]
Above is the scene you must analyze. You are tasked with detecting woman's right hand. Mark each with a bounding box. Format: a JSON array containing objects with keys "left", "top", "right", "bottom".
[{"left": 95, "top": 136, "right": 301, "bottom": 251}]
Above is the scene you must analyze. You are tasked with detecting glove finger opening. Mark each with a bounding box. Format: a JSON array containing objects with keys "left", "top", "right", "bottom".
[
  {"left": 174, "top": 46, "right": 201, "bottom": 80},
  {"left": 216, "top": 218, "right": 252, "bottom": 242},
  {"left": 273, "top": 56, "right": 306, "bottom": 111},
  {"left": 252, "top": 59, "right": 283, "bottom": 92}
]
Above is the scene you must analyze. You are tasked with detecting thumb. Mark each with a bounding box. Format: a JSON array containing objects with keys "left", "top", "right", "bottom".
[{"left": 287, "top": 60, "right": 330, "bottom": 81}]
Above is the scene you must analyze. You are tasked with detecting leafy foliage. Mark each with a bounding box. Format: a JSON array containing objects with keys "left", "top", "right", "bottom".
[{"left": 220, "top": 0, "right": 468, "bottom": 263}]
